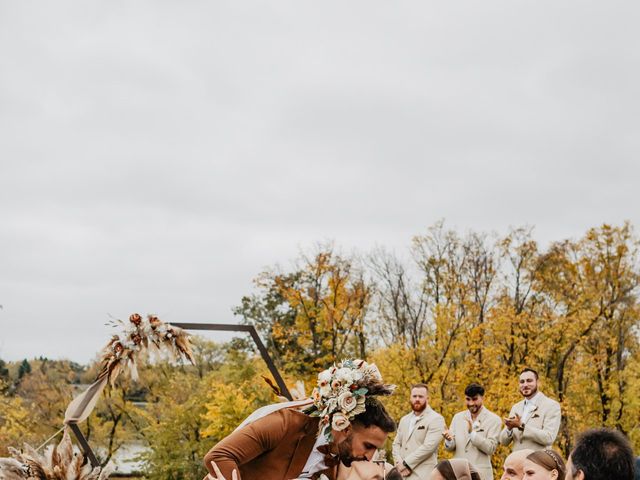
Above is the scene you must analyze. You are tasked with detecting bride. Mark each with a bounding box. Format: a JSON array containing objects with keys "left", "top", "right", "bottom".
[{"left": 207, "top": 459, "right": 403, "bottom": 480}]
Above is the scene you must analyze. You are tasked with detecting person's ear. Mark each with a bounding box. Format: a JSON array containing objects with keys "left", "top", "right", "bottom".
[
  {"left": 574, "top": 471, "right": 585, "bottom": 480},
  {"left": 550, "top": 469, "right": 558, "bottom": 480},
  {"left": 332, "top": 424, "right": 352, "bottom": 443}
]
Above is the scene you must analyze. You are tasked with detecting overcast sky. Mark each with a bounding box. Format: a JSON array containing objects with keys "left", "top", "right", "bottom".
[{"left": 1, "top": 1, "right": 639, "bottom": 363}]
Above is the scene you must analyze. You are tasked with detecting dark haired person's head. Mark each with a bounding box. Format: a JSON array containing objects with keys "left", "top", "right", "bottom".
[
  {"left": 523, "top": 449, "right": 565, "bottom": 479},
  {"left": 386, "top": 467, "right": 403, "bottom": 480},
  {"left": 464, "top": 383, "right": 485, "bottom": 415},
  {"left": 464, "top": 383, "right": 485, "bottom": 397},
  {"left": 430, "top": 459, "right": 481, "bottom": 480},
  {"left": 333, "top": 397, "right": 396, "bottom": 467},
  {"left": 519, "top": 368, "right": 539, "bottom": 399},
  {"left": 566, "top": 428, "right": 634, "bottom": 480}
]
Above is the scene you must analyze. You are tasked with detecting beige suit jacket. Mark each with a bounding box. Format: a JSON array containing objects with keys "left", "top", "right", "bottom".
[
  {"left": 392, "top": 407, "right": 445, "bottom": 479},
  {"left": 498, "top": 391, "right": 561, "bottom": 451},
  {"left": 444, "top": 407, "right": 501, "bottom": 480}
]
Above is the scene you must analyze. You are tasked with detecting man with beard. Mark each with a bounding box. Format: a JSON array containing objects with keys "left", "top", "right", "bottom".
[
  {"left": 204, "top": 360, "right": 396, "bottom": 480},
  {"left": 442, "top": 383, "right": 502, "bottom": 480},
  {"left": 392, "top": 383, "right": 446, "bottom": 479},
  {"left": 499, "top": 368, "right": 561, "bottom": 452}
]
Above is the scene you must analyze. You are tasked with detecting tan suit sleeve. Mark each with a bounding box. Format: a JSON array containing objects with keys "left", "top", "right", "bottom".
[
  {"left": 521, "top": 400, "right": 561, "bottom": 447},
  {"left": 203, "top": 409, "right": 289, "bottom": 480},
  {"left": 444, "top": 415, "right": 457, "bottom": 452},
  {"left": 392, "top": 416, "right": 405, "bottom": 464},
  {"left": 403, "top": 413, "right": 445, "bottom": 470},
  {"left": 498, "top": 405, "right": 516, "bottom": 446}
]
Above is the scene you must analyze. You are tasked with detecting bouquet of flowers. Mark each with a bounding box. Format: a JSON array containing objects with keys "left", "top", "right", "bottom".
[{"left": 306, "top": 359, "right": 395, "bottom": 440}]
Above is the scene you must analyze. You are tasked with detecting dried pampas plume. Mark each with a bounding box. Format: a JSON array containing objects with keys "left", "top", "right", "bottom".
[
  {"left": 99, "top": 313, "right": 195, "bottom": 386},
  {"left": 0, "top": 430, "right": 113, "bottom": 480}
]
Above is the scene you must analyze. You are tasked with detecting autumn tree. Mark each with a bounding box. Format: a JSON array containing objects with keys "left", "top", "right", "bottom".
[{"left": 234, "top": 245, "right": 372, "bottom": 377}]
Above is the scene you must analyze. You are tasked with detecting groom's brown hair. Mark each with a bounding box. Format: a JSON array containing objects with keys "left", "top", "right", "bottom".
[{"left": 352, "top": 397, "right": 396, "bottom": 433}]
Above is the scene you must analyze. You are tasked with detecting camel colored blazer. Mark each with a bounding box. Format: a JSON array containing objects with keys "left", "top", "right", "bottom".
[
  {"left": 444, "top": 407, "right": 501, "bottom": 480},
  {"left": 204, "top": 408, "right": 331, "bottom": 480},
  {"left": 498, "top": 391, "right": 561, "bottom": 451},
  {"left": 392, "top": 406, "right": 446, "bottom": 479}
]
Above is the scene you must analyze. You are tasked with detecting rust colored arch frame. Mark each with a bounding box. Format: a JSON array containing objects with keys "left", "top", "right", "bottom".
[{"left": 68, "top": 322, "right": 290, "bottom": 468}]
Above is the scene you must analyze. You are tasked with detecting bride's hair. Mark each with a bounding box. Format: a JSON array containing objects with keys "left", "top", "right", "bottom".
[
  {"left": 435, "top": 460, "right": 482, "bottom": 480},
  {"left": 385, "top": 467, "right": 403, "bottom": 480}
]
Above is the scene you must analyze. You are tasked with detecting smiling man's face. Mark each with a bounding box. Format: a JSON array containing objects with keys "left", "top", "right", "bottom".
[{"left": 519, "top": 371, "right": 538, "bottom": 399}]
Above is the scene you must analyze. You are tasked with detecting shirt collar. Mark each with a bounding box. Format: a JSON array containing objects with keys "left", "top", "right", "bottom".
[
  {"left": 313, "top": 432, "right": 329, "bottom": 451},
  {"left": 524, "top": 392, "right": 540, "bottom": 405}
]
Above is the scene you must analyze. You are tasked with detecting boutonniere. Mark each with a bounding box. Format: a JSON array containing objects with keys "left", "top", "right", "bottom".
[
  {"left": 417, "top": 425, "right": 426, "bottom": 430},
  {"left": 532, "top": 413, "right": 540, "bottom": 419}
]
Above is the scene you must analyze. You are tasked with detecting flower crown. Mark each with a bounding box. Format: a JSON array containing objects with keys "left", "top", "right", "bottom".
[{"left": 305, "top": 359, "right": 395, "bottom": 440}]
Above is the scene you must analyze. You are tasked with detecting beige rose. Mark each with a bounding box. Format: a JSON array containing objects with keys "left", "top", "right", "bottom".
[
  {"left": 350, "top": 396, "right": 367, "bottom": 417},
  {"left": 337, "top": 391, "right": 358, "bottom": 413},
  {"left": 331, "top": 412, "right": 350, "bottom": 431}
]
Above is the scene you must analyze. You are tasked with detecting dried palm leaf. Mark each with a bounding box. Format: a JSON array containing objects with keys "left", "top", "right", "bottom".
[{"left": 0, "top": 430, "right": 113, "bottom": 480}]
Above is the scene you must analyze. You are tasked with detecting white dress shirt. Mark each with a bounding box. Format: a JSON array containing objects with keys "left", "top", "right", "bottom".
[
  {"left": 507, "top": 392, "right": 540, "bottom": 436},
  {"left": 299, "top": 434, "right": 330, "bottom": 478}
]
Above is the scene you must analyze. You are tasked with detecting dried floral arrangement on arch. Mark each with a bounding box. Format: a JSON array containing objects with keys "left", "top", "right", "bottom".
[
  {"left": 99, "top": 313, "right": 195, "bottom": 385},
  {"left": 0, "top": 313, "right": 197, "bottom": 479},
  {"left": 0, "top": 430, "right": 112, "bottom": 480},
  {"left": 65, "top": 313, "right": 195, "bottom": 424}
]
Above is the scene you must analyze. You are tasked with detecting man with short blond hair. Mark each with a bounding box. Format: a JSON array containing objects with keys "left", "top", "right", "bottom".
[{"left": 500, "top": 449, "right": 533, "bottom": 480}]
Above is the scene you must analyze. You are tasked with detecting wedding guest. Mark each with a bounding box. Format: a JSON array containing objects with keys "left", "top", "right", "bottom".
[
  {"left": 522, "top": 450, "right": 566, "bottom": 479},
  {"left": 499, "top": 368, "right": 561, "bottom": 451},
  {"left": 393, "top": 383, "right": 446, "bottom": 478},
  {"left": 443, "top": 383, "right": 501, "bottom": 480},
  {"left": 430, "top": 459, "right": 482, "bottom": 480},
  {"left": 565, "top": 428, "right": 635, "bottom": 480},
  {"left": 500, "top": 449, "right": 533, "bottom": 480}
]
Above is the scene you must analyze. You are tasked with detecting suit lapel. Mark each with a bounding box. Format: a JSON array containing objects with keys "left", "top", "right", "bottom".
[
  {"left": 465, "top": 408, "right": 486, "bottom": 447},
  {"left": 406, "top": 410, "right": 427, "bottom": 442},
  {"left": 285, "top": 416, "right": 320, "bottom": 480}
]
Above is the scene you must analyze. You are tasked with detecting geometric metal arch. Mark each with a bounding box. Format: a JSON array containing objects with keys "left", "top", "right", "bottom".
[{"left": 69, "top": 323, "right": 291, "bottom": 468}]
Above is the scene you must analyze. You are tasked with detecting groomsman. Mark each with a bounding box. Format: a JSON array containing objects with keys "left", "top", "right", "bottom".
[
  {"left": 443, "top": 383, "right": 501, "bottom": 480},
  {"left": 392, "top": 383, "right": 445, "bottom": 479},
  {"left": 499, "top": 368, "right": 561, "bottom": 451}
]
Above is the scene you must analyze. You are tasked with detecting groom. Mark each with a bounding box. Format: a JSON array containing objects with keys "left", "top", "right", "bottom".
[{"left": 204, "top": 360, "right": 396, "bottom": 480}]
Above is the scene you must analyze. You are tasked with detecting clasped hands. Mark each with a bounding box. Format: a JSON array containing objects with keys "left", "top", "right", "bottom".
[
  {"left": 441, "top": 419, "right": 474, "bottom": 442},
  {"left": 503, "top": 413, "right": 523, "bottom": 430},
  {"left": 394, "top": 461, "right": 411, "bottom": 477}
]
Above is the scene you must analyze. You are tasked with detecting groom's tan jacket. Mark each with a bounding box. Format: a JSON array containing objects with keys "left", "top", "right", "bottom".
[{"left": 204, "top": 408, "right": 331, "bottom": 480}]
